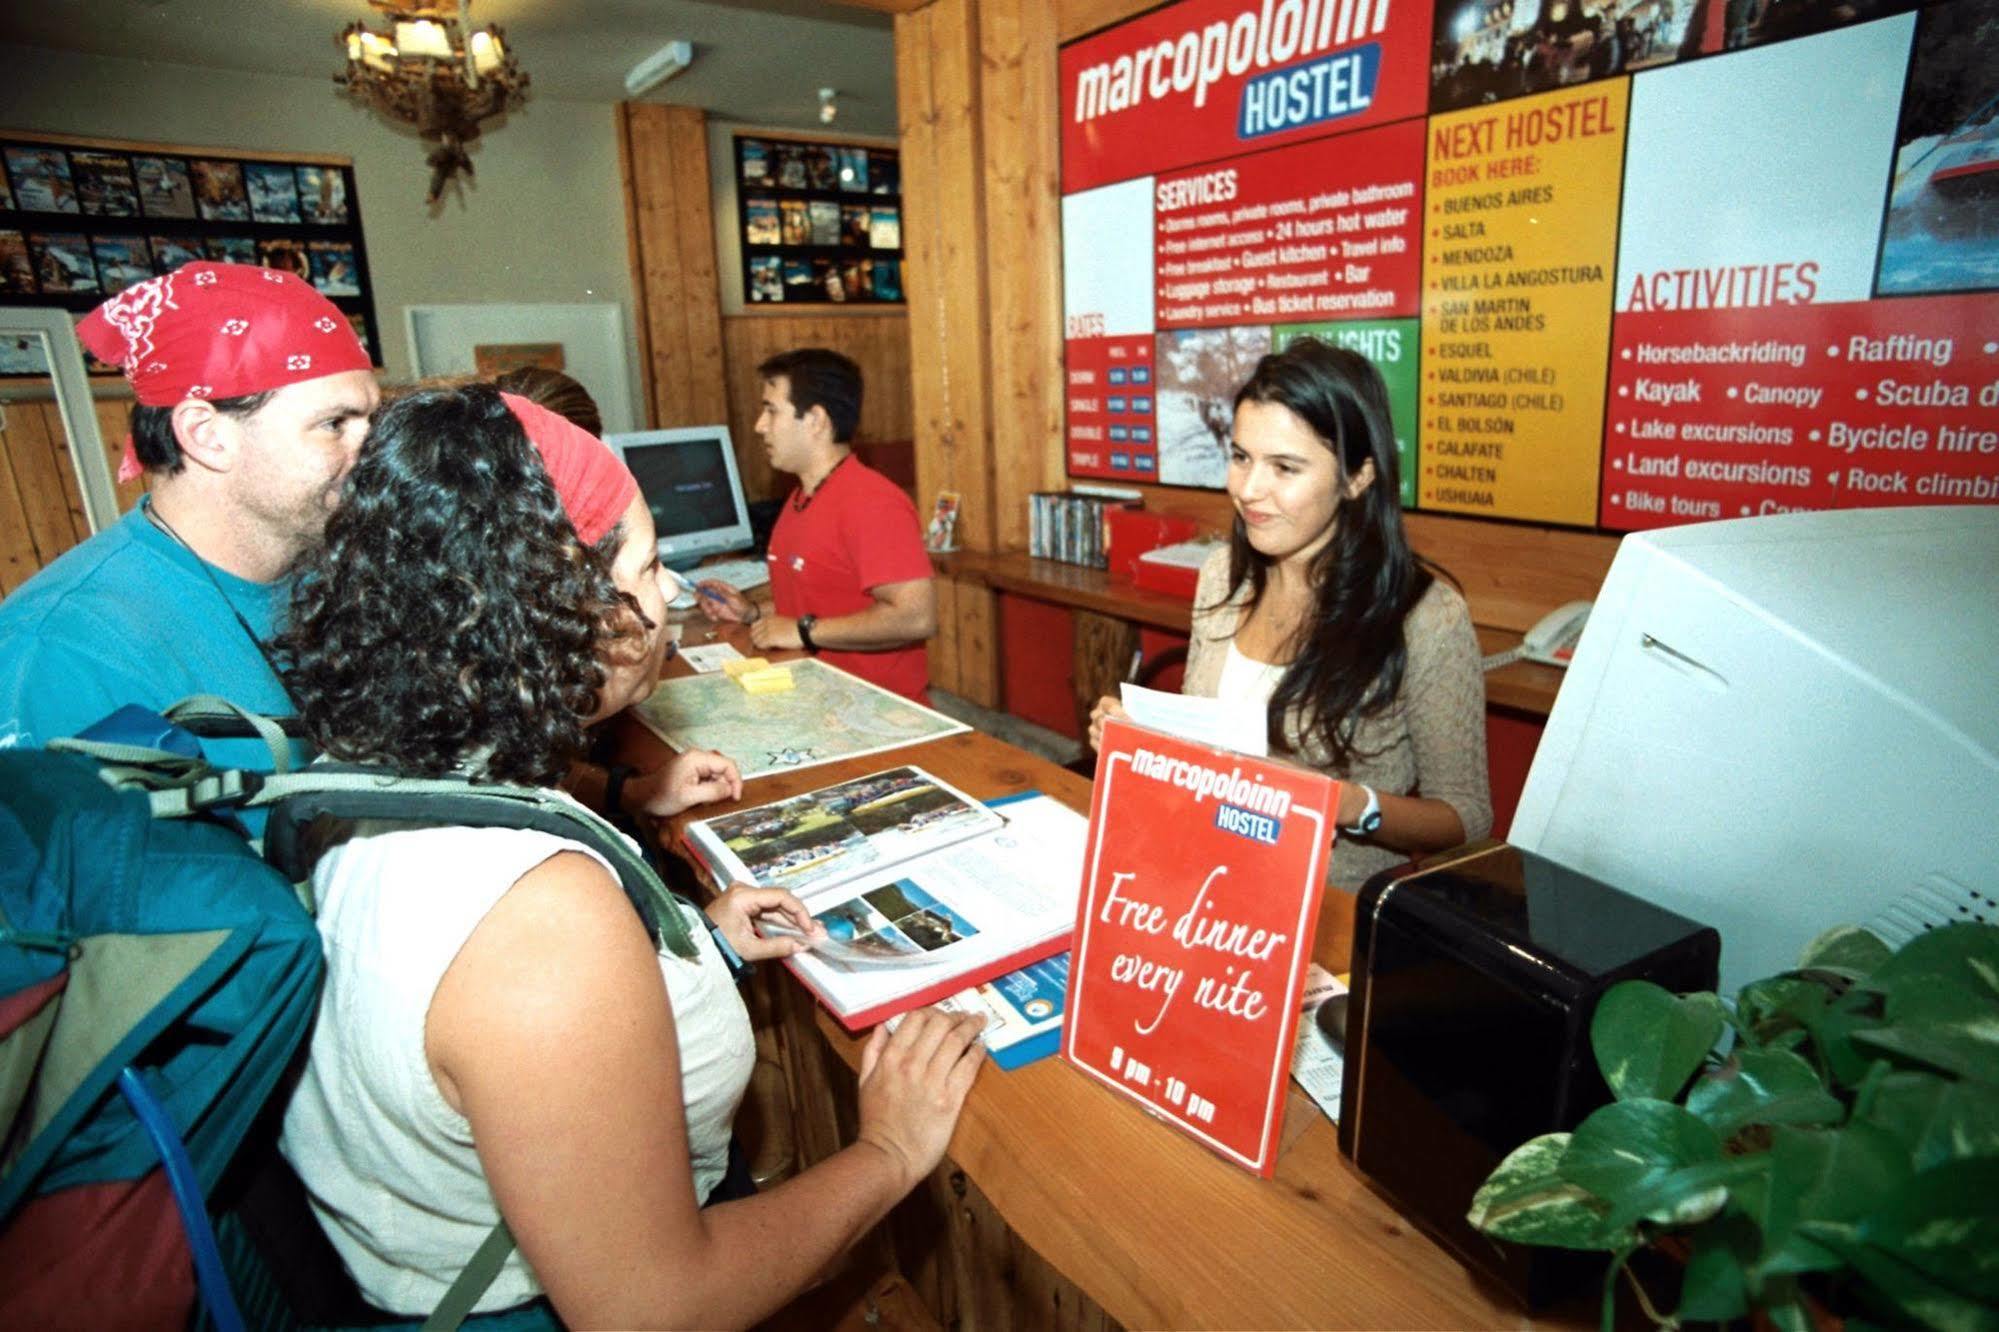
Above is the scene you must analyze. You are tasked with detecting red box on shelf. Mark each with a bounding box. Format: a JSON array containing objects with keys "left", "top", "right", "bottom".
[
  {"left": 1105, "top": 509, "right": 1200, "bottom": 578},
  {"left": 1132, "top": 550, "right": 1204, "bottom": 599}
]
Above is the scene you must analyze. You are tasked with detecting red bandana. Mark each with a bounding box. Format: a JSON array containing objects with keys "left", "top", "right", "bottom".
[
  {"left": 500, "top": 392, "right": 638, "bottom": 547},
  {"left": 77, "top": 260, "right": 373, "bottom": 481}
]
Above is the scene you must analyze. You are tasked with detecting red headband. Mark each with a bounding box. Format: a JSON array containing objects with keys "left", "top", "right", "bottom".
[{"left": 500, "top": 392, "right": 637, "bottom": 547}]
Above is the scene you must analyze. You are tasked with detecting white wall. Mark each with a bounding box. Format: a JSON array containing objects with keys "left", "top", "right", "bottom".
[{"left": 0, "top": 43, "right": 639, "bottom": 398}]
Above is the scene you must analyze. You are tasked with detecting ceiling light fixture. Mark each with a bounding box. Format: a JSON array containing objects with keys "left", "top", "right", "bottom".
[
  {"left": 336, "top": 0, "right": 529, "bottom": 206},
  {"left": 819, "top": 88, "right": 838, "bottom": 125}
]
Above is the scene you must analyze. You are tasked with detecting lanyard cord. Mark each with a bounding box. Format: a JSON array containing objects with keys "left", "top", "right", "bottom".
[
  {"left": 790, "top": 451, "right": 851, "bottom": 512},
  {"left": 142, "top": 500, "right": 291, "bottom": 688}
]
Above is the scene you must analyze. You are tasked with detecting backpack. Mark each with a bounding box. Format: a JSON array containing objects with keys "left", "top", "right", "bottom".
[{"left": 1, "top": 698, "right": 706, "bottom": 1330}]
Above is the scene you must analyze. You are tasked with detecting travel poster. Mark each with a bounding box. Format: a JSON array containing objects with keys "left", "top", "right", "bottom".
[
  {"left": 1064, "top": 719, "right": 1334, "bottom": 1177},
  {"left": 71, "top": 150, "right": 139, "bottom": 217},
  {"left": 133, "top": 155, "right": 196, "bottom": 218}
]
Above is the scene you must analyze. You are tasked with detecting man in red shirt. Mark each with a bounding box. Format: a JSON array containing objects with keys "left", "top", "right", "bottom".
[{"left": 696, "top": 348, "right": 936, "bottom": 700}]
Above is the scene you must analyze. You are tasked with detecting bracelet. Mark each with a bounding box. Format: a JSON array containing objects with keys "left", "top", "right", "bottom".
[{"left": 603, "top": 762, "right": 637, "bottom": 816}]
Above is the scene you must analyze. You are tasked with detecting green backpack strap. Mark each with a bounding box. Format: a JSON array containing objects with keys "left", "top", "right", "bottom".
[
  {"left": 420, "top": 1220, "right": 516, "bottom": 1332},
  {"left": 253, "top": 766, "right": 703, "bottom": 962}
]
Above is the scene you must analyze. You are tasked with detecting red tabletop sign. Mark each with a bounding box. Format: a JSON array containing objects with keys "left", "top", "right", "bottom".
[{"left": 1064, "top": 718, "right": 1335, "bottom": 1176}]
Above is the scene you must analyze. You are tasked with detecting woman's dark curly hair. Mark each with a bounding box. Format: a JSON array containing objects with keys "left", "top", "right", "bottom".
[
  {"left": 1210, "top": 338, "right": 1443, "bottom": 769},
  {"left": 277, "top": 382, "right": 642, "bottom": 786}
]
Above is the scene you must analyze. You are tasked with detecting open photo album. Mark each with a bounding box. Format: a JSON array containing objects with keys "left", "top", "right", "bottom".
[{"left": 683, "top": 773, "right": 1089, "bottom": 1030}]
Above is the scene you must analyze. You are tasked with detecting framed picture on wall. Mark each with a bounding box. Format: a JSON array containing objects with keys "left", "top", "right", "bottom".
[
  {"left": 734, "top": 133, "right": 904, "bottom": 307},
  {"left": 0, "top": 130, "right": 383, "bottom": 375}
]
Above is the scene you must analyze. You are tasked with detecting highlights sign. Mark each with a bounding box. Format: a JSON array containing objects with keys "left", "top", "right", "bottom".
[
  {"left": 1064, "top": 719, "right": 1335, "bottom": 1175},
  {"left": 1060, "top": 0, "right": 1434, "bottom": 194}
]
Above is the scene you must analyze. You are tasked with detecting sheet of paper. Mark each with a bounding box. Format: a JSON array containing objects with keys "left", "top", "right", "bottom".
[
  {"left": 678, "top": 642, "right": 744, "bottom": 673},
  {"left": 1120, "top": 682, "right": 1269, "bottom": 757},
  {"left": 1291, "top": 963, "right": 1349, "bottom": 1124}
]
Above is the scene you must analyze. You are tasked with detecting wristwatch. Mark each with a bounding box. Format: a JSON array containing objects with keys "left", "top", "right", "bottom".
[
  {"left": 796, "top": 613, "right": 821, "bottom": 654},
  {"left": 1344, "top": 784, "right": 1382, "bottom": 836}
]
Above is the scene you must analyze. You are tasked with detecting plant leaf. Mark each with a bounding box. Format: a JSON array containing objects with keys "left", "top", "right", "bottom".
[
  {"left": 1559, "top": 1099, "right": 1724, "bottom": 1203},
  {"left": 1591, "top": 981, "right": 1725, "bottom": 1101},
  {"left": 1805, "top": 1223, "right": 1999, "bottom": 1332},
  {"left": 1686, "top": 1047, "right": 1845, "bottom": 1136},
  {"left": 1799, "top": 925, "right": 1893, "bottom": 976},
  {"left": 1598, "top": 1155, "right": 1766, "bottom": 1233},
  {"left": 1677, "top": 1213, "right": 1760, "bottom": 1323},
  {"left": 1852, "top": 1018, "right": 1999, "bottom": 1086},
  {"left": 1736, "top": 974, "right": 1833, "bottom": 1048},
  {"left": 1755, "top": 1122, "right": 1912, "bottom": 1277},
  {"left": 1466, "top": 1133, "right": 1623, "bottom": 1250},
  {"left": 1868, "top": 922, "right": 1999, "bottom": 1015},
  {"left": 1856, "top": 1157, "right": 1999, "bottom": 1302},
  {"left": 1863, "top": 1070, "right": 1999, "bottom": 1170}
]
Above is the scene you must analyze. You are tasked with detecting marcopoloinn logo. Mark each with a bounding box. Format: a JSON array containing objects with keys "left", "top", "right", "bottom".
[{"left": 1071, "top": 0, "right": 1389, "bottom": 143}]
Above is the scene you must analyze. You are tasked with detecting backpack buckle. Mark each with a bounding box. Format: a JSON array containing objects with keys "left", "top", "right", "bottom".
[{"left": 187, "top": 769, "right": 264, "bottom": 811}]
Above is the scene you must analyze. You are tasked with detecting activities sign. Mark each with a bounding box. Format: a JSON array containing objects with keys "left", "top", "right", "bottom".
[
  {"left": 1060, "top": 0, "right": 1999, "bottom": 530},
  {"left": 1064, "top": 719, "right": 1333, "bottom": 1176}
]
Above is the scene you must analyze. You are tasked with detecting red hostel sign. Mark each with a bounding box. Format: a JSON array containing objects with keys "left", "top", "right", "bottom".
[
  {"left": 1060, "top": 0, "right": 1434, "bottom": 194},
  {"left": 1064, "top": 719, "right": 1334, "bottom": 1175}
]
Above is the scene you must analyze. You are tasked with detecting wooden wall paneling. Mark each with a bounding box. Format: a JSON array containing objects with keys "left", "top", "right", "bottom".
[
  {"left": 93, "top": 398, "right": 149, "bottom": 514},
  {"left": 929, "top": 572, "right": 962, "bottom": 695},
  {"left": 897, "top": 7, "right": 951, "bottom": 536},
  {"left": 619, "top": 103, "right": 729, "bottom": 430},
  {"left": 899, "top": 0, "right": 997, "bottom": 554},
  {"left": 931, "top": 0, "right": 998, "bottom": 553},
  {"left": 46, "top": 408, "right": 91, "bottom": 547},
  {"left": 720, "top": 312, "right": 915, "bottom": 502},
  {"left": 979, "top": 0, "right": 1066, "bottom": 554},
  {"left": 1056, "top": 0, "right": 1156, "bottom": 42},
  {"left": 951, "top": 580, "right": 999, "bottom": 707},
  {"left": 0, "top": 409, "right": 42, "bottom": 595},
  {"left": 4, "top": 403, "right": 86, "bottom": 568},
  {"left": 1403, "top": 511, "right": 1619, "bottom": 634},
  {"left": 614, "top": 107, "right": 657, "bottom": 428}
]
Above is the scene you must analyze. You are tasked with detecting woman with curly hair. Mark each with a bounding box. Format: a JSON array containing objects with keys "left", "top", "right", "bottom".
[
  {"left": 1091, "top": 340, "right": 1491, "bottom": 889},
  {"left": 276, "top": 384, "right": 985, "bottom": 1328}
]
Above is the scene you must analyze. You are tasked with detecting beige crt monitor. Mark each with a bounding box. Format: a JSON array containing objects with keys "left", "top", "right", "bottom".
[{"left": 1510, "top": 506, "right": 1999, "bottom": 997}]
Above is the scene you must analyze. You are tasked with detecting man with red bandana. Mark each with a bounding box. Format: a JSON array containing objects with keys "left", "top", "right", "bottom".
[{"left": 0, "top": 261, "right": 377, "bottom": 767}]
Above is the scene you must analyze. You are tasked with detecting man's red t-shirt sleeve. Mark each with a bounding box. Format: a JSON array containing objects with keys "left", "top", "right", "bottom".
[{"left": 846, "top": 476, "right": 934, "bottom": 592}]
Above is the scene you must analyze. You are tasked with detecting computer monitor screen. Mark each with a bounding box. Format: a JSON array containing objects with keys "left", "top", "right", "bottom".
[
  {"left": 1510, "top": 506, "right": 1999, "bottom": 997},
  {"left": 607, "top": 427, "right": 753, "bottom": 569}
]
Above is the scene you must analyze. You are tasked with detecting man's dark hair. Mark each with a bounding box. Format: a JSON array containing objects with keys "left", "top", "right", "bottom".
[
  {"left": 758, "top": 348, "right": 863, "bottom": 443},
  {"left": 128, "top": 391, "right": 275, "bottom": 475}
]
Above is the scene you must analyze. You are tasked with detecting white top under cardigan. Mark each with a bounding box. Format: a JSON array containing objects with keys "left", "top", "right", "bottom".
[{"left": 281, "top": 821, "right": 754, "bottom": 1316}]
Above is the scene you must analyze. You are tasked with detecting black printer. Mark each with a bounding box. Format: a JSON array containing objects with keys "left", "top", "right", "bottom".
[{"left": 1337, "top": 840, "right": 1719, "bottom": 1307}]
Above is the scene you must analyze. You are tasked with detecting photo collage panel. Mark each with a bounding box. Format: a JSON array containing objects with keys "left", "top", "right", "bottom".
[
  {"left": 2, "top": 137, "right": 379, "bottom": 372},
  {"left": 736, "top": 134, "right": 903, "bottom": 306}
]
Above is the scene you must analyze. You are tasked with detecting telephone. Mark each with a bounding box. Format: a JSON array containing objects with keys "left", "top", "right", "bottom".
[{"left": 1481, "top": 601, "right": 1593, "bottom": 672}]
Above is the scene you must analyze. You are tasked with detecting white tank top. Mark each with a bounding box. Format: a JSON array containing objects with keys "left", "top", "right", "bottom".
[
  {"left": 1217, "top": 640, "right": 1288, "bottom": 709},
  {"left": 280, "top": 821, "right": 754, "bottom": 1316}
]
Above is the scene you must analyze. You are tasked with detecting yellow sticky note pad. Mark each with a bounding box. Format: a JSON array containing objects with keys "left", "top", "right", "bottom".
[
  {"left": 738, "top": 666, "right": 794, "bottom": 695},
  {"left": 722, "top": 657, "right": 772, "bottom": 678}
]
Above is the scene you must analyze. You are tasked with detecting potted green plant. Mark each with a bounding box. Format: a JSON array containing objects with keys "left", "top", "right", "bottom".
[{"left": 1466, "top": 922, "right": 1999, "bottom": 1330}]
